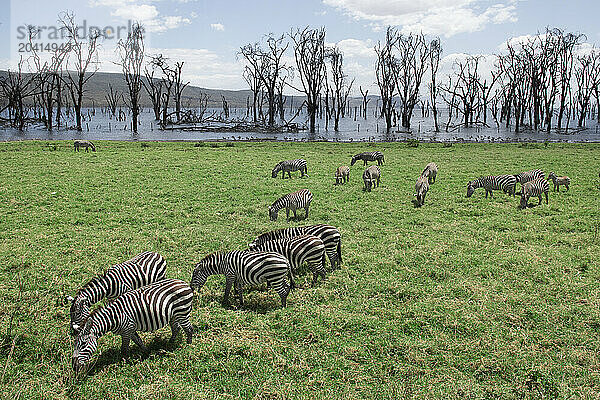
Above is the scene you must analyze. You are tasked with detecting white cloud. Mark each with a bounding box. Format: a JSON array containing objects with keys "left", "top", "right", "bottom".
[
  {"left": 91, "top": 0, "right": 192, "bottom": 33},
  {"left": 334, "top": 38, "right": 375, "bottom": 58},
  {"left": 323, "top": 0, "right": 518, "bottom": 37},
  {"left": 210, "top": 23, "right": 225, "bottom": 32}
]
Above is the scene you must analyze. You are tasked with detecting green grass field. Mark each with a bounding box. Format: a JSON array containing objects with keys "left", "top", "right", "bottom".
[{"left": 0, "top": 140, "right": 599, "bottom": 399}]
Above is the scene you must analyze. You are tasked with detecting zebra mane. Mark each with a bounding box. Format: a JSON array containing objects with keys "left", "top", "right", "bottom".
[{"left": 76, "top": 275, "right": 105, "bottom": 299}]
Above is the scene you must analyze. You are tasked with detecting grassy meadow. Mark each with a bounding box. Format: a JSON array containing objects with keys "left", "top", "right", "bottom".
[{"left": 0, "top": 140, "right": 599, "bottom": 399}]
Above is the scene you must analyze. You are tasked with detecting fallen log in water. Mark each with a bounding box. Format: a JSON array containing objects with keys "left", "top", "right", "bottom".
[{"left": 161, "top": 121, "right": 305, "bottom": 133}]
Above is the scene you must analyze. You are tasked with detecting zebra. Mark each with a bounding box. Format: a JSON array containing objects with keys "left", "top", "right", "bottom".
[
  {"left": 248, "top": 224, "right": 342, "bottom": 270},
  {"left": 269, "top": 189, "right": 313, "bottom": 221},
  {"left": 514, "top": 169, "right": 544, "bottom": 185},
  {"left": 71, "top": 279, "right": 193, "bottom": 373},
  {"left": 272, "top": 159, "right": 308, "bottom": 179},
  {"left": 466, "top": 175, "right": 517, "bottom": 198},
  {"left": 248, "top": 234, "right": 326, "bottom": 286},
  {"left": 74, "top": 140, "right": 96, "bottom": 152},
  {"left": 520, "top": 178, "right": 550, "bottom": 208},
  {"left": 414, "top": 175, "right": 429, "bottom": 207},
  {"left": 421, "top": 162, "right": 438, "bottom": 184},
  {"left": 363, "top": 165, "right": 381, "bottom": 192},
  {"left": 351, "top": 151, "right": 384, "bottom": 166},
  {"left": 191, "top": 251, "right": 291, "bottom": 308},
  {"left": 66, "top": 252, "right": 166, "bottom": 336},
  {"left": 335, "top": 166, "right": 350, "bottom": 185},
  {"left": 547, "top": 172, "right": 570, "bottom": 192}
]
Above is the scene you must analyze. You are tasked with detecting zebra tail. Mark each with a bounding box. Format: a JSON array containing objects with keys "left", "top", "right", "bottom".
[{"left": 337, "top": 239, "right": 342, "bottom": 264}]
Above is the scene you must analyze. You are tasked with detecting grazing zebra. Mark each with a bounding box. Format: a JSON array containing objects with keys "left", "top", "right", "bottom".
[
  {"left": 71, "top": 279, "right": 193, "bottom": 373},
  {"left": 414, "top": 175, "right": 429, "bottom": 207},
  {"left": 269, "top": 189, "right": 313, "bottom": 221},
  {"left": 248, "top": 224, "right": 342, "bottom": 270},
  {"left": 74, "top": 140, "right": 96, "bottom": 152},
  {"left": 249, "top": 234, "right": 326, "bottom": 286},
  {"left": 514, "top": 169, "right": 544, "bottom": 185},
  {"left": 335, "top": 166, "right": 350, "bottom": 184},
  {"left": 272, "top": 159, "right": 308, "bottom": 179},
  {"left": 520, "top": 178, "right": 550, "bottom": 208},
  {"left": 421, "top": 162, "right": 438, "bottom": 184},
  {"left": 363, "top": 165, "right": 381, "bottom": 192},
  {"left": 467, "top": 175, "right": 517, "bottom": 198},
  {"left": 191, "top": 251, "right": 291, "bottom": 308},
  {"left": 66, "top": 251, "right": 166, "bottom": 336},
  {"left": 547, "top": 172, "right": 570, "bottom": 192},
  {"left": 351, "top": 151, "right": 384, "bottom": 166}
]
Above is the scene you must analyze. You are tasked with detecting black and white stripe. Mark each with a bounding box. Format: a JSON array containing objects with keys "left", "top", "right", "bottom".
[
  {"left": 71, "top": 279, "right": 193, "bottom": 372},
  {"left": 269, "top": 189, "right": 313, "bottom": 221},
  {"left": 191, "top": 251, "right": 291, "bottom": 308},
  {"left": 466, "top": 175, "right": 517, "bottom": 198},
  {"left": 272, "top": 159, "right": 308, "bottom": 178},
  {"left": 248, "top": 234, "right": 326, "bottom": 286},
  {"left": 66, "top": 251, "right": 166, "bottom": 336},
  {"left": 514, "top": 169, "right": 544, "bottom": 185},
  {"left": 351, "top": 151, "right": 384, "bottom": 166},
  {"left": 74, "top": 140, "right": 96, "bottom": 152},
  {"left": 363, "top": 165, "right": 381, "bottom": 192},
  {"left": 421, "top": 162, "right": 438, "bottom": 184},
  {"left": 249, "top": 224, "right": 342, "bottom": 270},
  {"left": 520, "top": 177, "right": 550, "bottom": 208}
]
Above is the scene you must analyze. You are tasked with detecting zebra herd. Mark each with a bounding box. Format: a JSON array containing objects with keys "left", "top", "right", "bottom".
[
  {"left": 466, "top": 168, "right": 571, "bottom": 208},
  {"left": 66, "top": 224, "right": 341, "bottom": 374}
]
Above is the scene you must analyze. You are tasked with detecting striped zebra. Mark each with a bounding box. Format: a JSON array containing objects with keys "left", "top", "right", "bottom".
[
  {"left": 249, "top": 224, "right": 342, "bottom": 270},
  {"left": 363, "top": 165, "right": 381, "bottom": 192},
  {"left": 74, "top": 140, "right": 96, "bottom": 152},
  {"left": 71, "top": 279, "right": 193, "bottom": 373},
  {"left": 248, "top": 234, "right": 326, "bottom": 286},
  {"left": 514, "top": 169, "right": 544, "bottom": 185},
  {"left": 191, "top": 251, "right": 291, "bottom": 308},
  {"left": 414, "top": 175, "right": 429, "bottom": 207},
  {"left": 467, "top": 175, "right": 517, "bottom": 198},
  {"left": 66, "top": 251, "right": 166, "bottom": 336},
  {"left": 547, "top": 172, "right": 570, "bottom": 192},
  {"left": 520, "top": 178, "right": 550, "bottom": 208},
  {"left": 272, "top": 159, "right": 308, "bottom": 179},
  {"left": 421, "top": 162, "right": 438, "bottom": 184},
  {"left": 351, "top": 151, "right": 385, "bottom": 166},
  {"left": 335, "top": 165, "right": 350, "bottom": 185},
  {"left": 269, "top": 189, "right": 313, "bottom": 221}
]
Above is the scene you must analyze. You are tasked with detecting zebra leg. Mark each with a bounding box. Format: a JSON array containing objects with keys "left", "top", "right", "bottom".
[
  {"left": 538, "top": 195, "right": 542, "bottom": 205},
  {"left": 178, "top": 317, "right": 194, "bottom": 344},
  {"left": 272, "top": 279, "right": 290, "bottom": 308},
  {"left": 304, "top": 205, "right": 309, "bottom": 219},
  {"left": 545, "top": 192, "right": 549, "bottom": 204},
  {"left": 223, "top": 276, "right": 235, "bottom": 306},
  {"left": 120, "top": 335, "right": 131, "bottom": 357},
  {"left": 286, "top": 207, "right": 290, "bottom": 221},
  {"left": 235, "top": 280, "right": 244, "bottom": 307},
  {"left": 169, "top": 322, "right": 181, "bottom": 344},
  {"left": 131, "top": 332, "right": 148, "bottom": 352}
]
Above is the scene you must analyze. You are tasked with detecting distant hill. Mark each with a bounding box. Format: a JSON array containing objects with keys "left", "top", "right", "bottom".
[{"left": 0, "top": 70, "right": 376, "bottom": 109}]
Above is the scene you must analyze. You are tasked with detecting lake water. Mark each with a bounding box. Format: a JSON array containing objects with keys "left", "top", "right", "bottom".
[{"left": 2, "top": 107, "right": 600, "bottom": 143}]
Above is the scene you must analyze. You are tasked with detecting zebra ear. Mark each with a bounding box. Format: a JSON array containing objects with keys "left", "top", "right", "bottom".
[{"left": 64, "top": 295, "right": 74, "bottom": 305}]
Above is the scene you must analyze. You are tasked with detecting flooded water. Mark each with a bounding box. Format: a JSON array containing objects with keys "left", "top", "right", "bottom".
[{"left": 2, "top": 107, "right": 600, "bottom": 143}]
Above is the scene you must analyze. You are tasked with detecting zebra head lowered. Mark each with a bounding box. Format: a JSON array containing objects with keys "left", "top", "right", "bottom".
[
  {"left": 66, "top": 295, "right": 92, "bottom": 336},
  {"left": 466, "top": 181, "right": 476, "bottom": 197},
  {"left": 72, "top": 321, "right": 99, "bottom": 373}
]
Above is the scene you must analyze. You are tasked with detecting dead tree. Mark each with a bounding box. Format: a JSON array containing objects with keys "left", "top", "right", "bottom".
[
  {"left": 428, "top": 38, "right": 442, "bottom": 132},
  {"left": 143, "top": 62, "right": 163, "bottom": 121},
  {"left": 575, "top": 50, "right": 600, "bottom": 127},
  {"left": 240, "top": 34, "right": 291, "bottom": 127},
  {"left": 117, "top": 22, "right": 145, "bottom": 133},
  {"left": 150, "top": 54, "right": 175, "bottom": 127},
  {"left": 359, "top": 86, "right": 370, "bottom": 120},
  {"left": 327, "top": 46, "right": 354, "bottom": 131},
  {"left": 242, "top": 65, "right": 262, "bottom": 122},
  {"left": 59, "top": 12, "right": 100, "bottom": 131},
  {"left": 556, "top": 29, "right": 585, "bottom": 129},
  {"left": 172, "top": 62, "right": 189, "bottom": 122},
  {"left": 291, "top": 27, "right": 327, "bottom": 133},
  {"left": 375, "top": 27, "right": 399, "bottom": 133},
  {"left": 0, "top": 57, "right": 37, "bottom": 130},
  {"left": 104, "top": 84, "right": 122, "bottom": 118},
  {"left": 395, "top": 32, "right": 430, "bottom": 129}
]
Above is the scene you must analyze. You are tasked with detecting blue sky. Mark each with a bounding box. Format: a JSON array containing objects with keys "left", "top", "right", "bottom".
[{"left": 1, "top": 0, "right": 600, "bottom": 92}]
